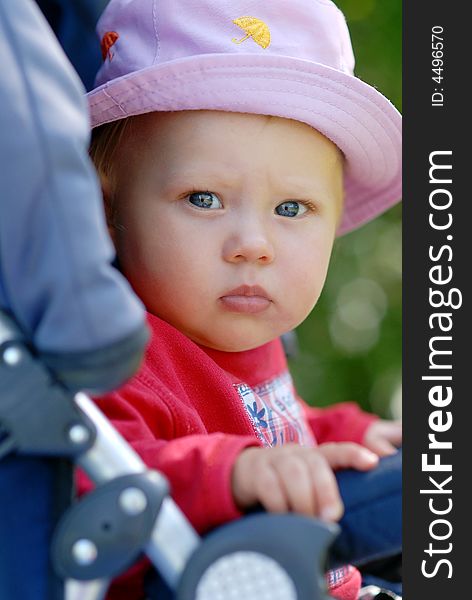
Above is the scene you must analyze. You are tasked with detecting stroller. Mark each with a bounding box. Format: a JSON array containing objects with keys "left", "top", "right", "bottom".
[
  {"left": 0, "top": 308, "right": 344, "bottom": 600},
  {"left": 0, "top": 2, "right": 401, "bottom": 598}
]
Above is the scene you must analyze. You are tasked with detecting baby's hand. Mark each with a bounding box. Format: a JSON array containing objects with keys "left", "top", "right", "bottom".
[
  {"left": 231, "top": 442, "right": 378, "bottom": 522},
  {"left": 363, "top": 419, "right": 402, "bottom": 457}
]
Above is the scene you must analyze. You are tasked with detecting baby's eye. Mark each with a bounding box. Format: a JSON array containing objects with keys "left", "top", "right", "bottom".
[
  {"left": 275, "top": 201, "right": 308, "bottom": 218},
  {"left": 187, "top": 191, "right": 223, "bottom": 209}
]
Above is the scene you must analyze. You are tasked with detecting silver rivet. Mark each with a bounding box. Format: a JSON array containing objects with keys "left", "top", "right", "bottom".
[
  {"left": 119, "top": 487, "right": 147, "bottom": 515},
  {"left": 68, "top": 424, "right": 90, "bottom": 445},
  {"left": 148, "top": 470, "right": 163, "bottom": 485},
  {"left": 72, "top": 539, "right": 97, "bottom": 566},
  {"left": 3, "top": 346, "right": 23, "bottom": 366}
]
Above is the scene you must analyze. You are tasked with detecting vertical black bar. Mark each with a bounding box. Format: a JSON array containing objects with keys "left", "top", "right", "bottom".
[{"left": 404, "top": 2, "right": 470, "bottom": 598}]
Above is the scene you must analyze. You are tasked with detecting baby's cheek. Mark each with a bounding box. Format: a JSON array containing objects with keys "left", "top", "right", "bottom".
[
  {"left": 278, "top": 263, "right": 323, "bottom": 326},
  {"left": 300, "top": 277, "right": 325, "bottom": 315},
  {"left": 294, "top": 256, "right": 326, "bottom": 295}
]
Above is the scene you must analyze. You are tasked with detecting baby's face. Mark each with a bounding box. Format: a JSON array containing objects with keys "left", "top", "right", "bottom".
[{"left": 109, "top": 111, "right": 343, "bottom": 351}]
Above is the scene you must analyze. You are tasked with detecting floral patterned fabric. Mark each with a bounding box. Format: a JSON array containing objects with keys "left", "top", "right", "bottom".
[{"left": 235, "top": 371, "right": 315, "bottom": 447}]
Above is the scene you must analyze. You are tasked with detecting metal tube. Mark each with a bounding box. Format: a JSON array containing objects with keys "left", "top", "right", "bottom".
[
  {"left": 75, "top": 392, "right": 146, "bottom": 481},
  {"left": 146, "top": 497, "right": 200, "bottom": 588},
  {"left": 65, "top": 579, "right": 109, "bottom": 600}
]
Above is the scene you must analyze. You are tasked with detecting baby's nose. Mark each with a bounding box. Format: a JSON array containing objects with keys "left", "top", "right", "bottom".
[{"left": 222, "top": 231, "right": 275, "bottom": 265}]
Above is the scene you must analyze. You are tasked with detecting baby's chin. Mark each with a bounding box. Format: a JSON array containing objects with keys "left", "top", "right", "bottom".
[
  {"left": 156, "top": 308, "right": 307, "bottom": 353},
  {"left": 201, "top": 338, "right": 271, "bottom": 353},
  {"left": 186, "top": 323, "right": 292, "bottom": 353}
]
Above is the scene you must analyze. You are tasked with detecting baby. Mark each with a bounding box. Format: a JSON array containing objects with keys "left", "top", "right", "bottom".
[{"left": 85, "top": 0, "right": 402, "bottom": 598}]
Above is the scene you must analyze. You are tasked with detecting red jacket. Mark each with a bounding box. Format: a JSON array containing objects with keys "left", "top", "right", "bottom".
[{"left": 82, "top": 312, "right": 377, "bottom": 598}]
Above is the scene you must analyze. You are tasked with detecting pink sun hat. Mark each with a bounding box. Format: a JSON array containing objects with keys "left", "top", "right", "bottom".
[{"left": 88, "top": 0, "right": 402, "bottom": 235}]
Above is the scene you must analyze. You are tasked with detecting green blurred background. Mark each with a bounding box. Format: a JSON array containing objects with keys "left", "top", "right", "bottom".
[{"left": 290, "top": 0, "right": 402, "bottom": 419}]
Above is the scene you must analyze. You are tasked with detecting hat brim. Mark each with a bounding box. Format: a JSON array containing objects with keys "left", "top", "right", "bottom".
[{"left": 88, "top": 53, "right": 401, "bottom": 235}]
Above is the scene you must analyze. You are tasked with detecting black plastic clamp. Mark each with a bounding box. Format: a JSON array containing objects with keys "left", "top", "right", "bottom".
[
  {"left": 0, "top": 311, "right": 96, "bottom": 459},
  {"left": 51, "top": 471, "right": 169, "bottom": 580}
]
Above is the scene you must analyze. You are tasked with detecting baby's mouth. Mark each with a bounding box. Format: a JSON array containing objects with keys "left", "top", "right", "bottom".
[{"left": 219, "top": 285, "right": 272, "bottom": 314}]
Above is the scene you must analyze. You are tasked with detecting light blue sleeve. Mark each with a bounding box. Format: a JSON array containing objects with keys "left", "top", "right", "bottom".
[
  {"left": 0, "top": 0, "right": 148, "bottom": 391},
  {"left": 0, "top": 0, "right": 146, "bottom": 359}
]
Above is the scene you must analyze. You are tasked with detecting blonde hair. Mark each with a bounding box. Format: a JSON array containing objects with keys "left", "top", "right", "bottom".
[
  {"left": 89, "top": 118, "right": 133, "bottom": 228},
  {"left": 89, "top": 118, "right": 132, "bottom": 179}
]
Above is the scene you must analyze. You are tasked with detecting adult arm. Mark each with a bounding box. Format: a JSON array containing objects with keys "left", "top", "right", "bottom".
[{"left": 0, "top": 0, "right": 147, "bottom": 391}]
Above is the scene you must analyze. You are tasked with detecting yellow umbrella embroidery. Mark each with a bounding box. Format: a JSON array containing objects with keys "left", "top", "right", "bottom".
[{"left": 232, "top": 17, "right": 271, "bottom": 49}]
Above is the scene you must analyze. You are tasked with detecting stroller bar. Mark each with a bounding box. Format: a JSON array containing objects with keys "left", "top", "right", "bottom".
[
  {"left": 149, "top": 498, "right": 202, "bottom": 588},
  {"left": 74, "top": 392, "right": 201, "bottom": 587},
  {"left": 75, "top": 392, "right": 146, "bottom": 481},
  {"left": 65, "top": 578, "right": 109, "bottom": 600}
]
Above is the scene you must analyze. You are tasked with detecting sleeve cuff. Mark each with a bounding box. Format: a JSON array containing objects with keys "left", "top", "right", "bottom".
[{"left": 200, "top": 434, "right": 261, "bottom": 532}]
